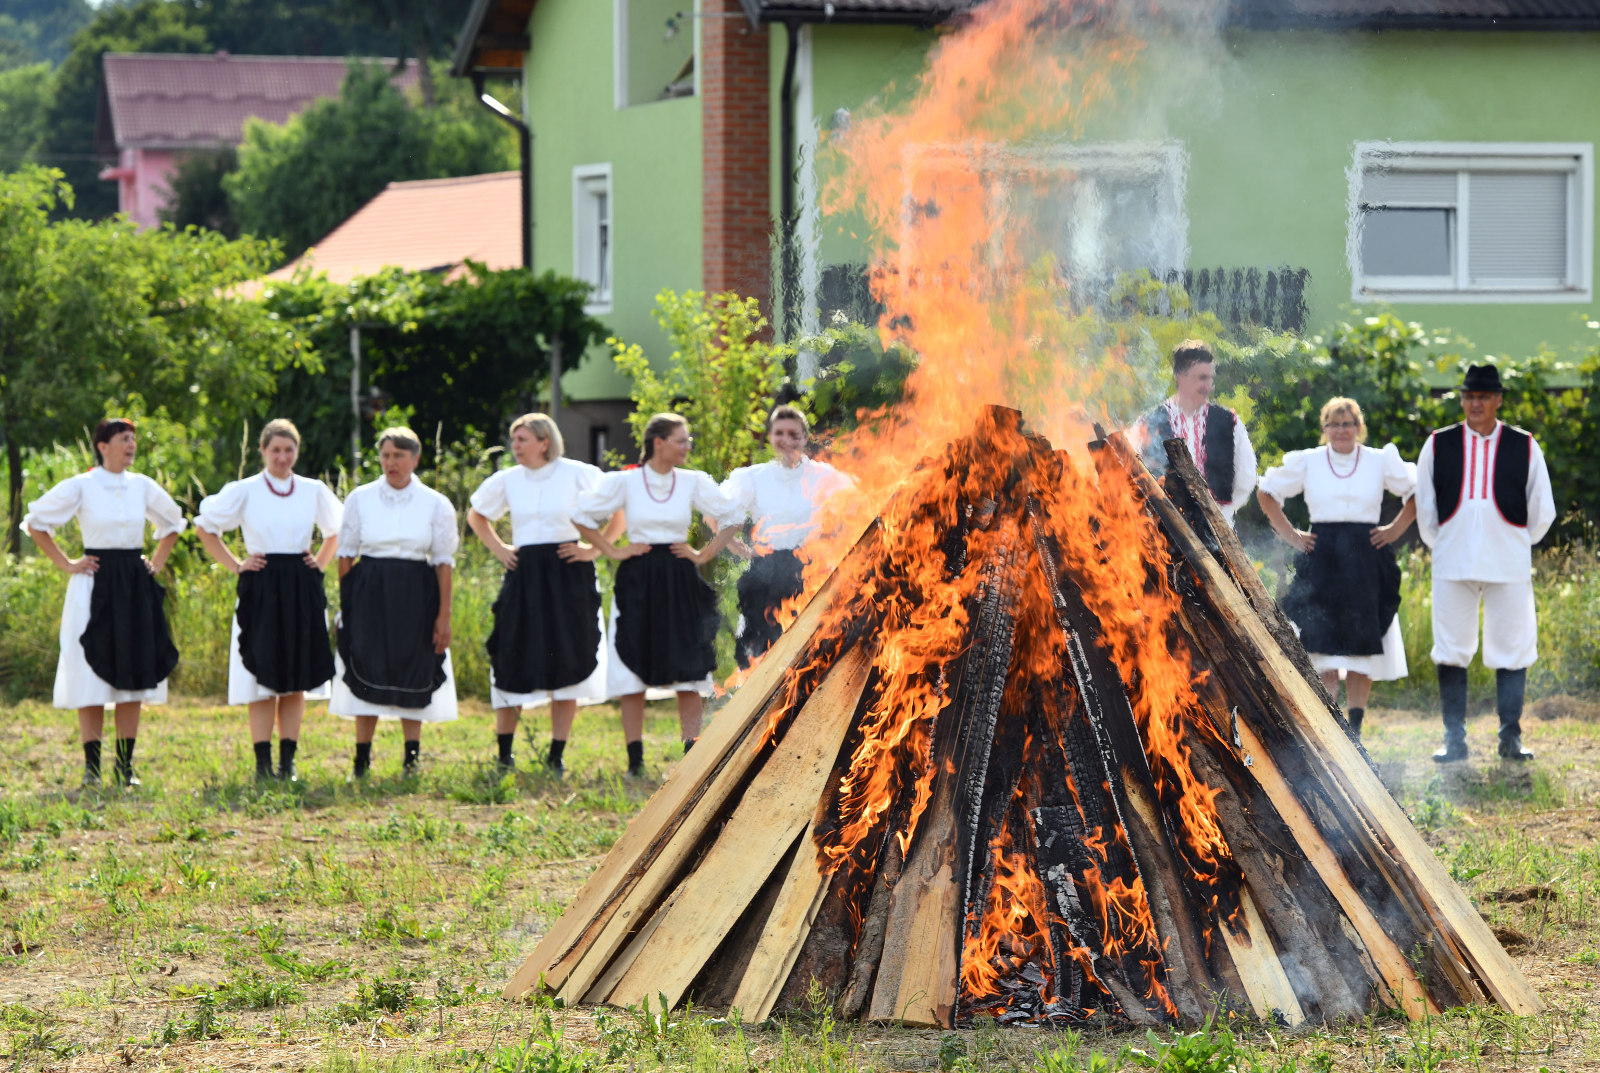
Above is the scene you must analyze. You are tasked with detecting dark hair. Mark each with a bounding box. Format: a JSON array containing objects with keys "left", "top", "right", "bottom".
[
  {"left": 767, "top": 404, "right": 810, "bottom": 435},
  {"left": 1171, "top": 339, "right": 1216, "bottom": 376},
  {"left": 91, "top": 418, "right": 136, "bottom": 465},
  {"left": 639, "top": 412, "right": 688, "bottom": 465}
]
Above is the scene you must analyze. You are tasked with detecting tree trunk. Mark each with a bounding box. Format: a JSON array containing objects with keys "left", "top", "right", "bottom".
[
  {"left": 413, "top": 36, "right": 435, "bottom": 106},
  {"left": 6, "top": 421, "right": 22, "bottom": 557}
]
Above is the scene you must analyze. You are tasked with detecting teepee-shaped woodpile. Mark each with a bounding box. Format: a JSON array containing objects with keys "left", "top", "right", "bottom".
[{"left": 505, "top": 408, "right": 1539, "bottom": 1029}]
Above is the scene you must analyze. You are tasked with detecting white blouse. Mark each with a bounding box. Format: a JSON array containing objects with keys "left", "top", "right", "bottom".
[
  {"left": 1258, "top": 443, "right": 1416, "bottom": 525},
  {"left": 337, "top": 478, "right": 458, "bottom": 566},
  {"left": 469, "top": 459, "right": 602, "bottom": 546},
  {"left": 720, "top": 458, "right": 852, "bottom": 552},
  {"left": 195, "top": 472, "right": 342, "bottom": 554},
  {"left": 573, "top": 466, "right": 741, "bottom": 545},
  {"left": 21, "top": 468, "right": 187, "bottom": 548}
]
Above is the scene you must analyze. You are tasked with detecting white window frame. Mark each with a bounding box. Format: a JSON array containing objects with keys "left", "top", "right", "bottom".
[
  {"left": 1348, "top": 141, "right": 1593, "bottom": 304},
  {"left": 899, "top": 141, "right": 1189, "bottom": 281},
  {"left": 573, "top": 163, "right": 614, "bottom": 314}
]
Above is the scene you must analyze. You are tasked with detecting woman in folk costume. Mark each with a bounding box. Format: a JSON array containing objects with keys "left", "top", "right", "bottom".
[
  {"left": 1257, "top": 397, "right": 1417, "bottom": 739},
  {"left": 718, "top": 405, "right": 851, "bottom": 668},
  {"left": 467, "top": 414, "right": 617, "bottom": 776},
  {"left": 572, "top": 413, "right": 742, "bottom": 778},
  {"left": 331, "top": 427, "right": 459, "bottom": 779},
  {"left": 23, "top": 418, "right": 186, "bottom": 788},
  {"left": 195, "top": 419, "right": 341, "bottom": 782}
]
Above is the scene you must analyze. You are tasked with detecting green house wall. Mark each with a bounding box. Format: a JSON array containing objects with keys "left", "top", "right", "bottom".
[{"left": 521, "top": 0, "right": 702, "bottom": 402}]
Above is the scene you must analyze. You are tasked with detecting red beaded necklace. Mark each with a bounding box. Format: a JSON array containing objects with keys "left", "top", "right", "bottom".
[
  {"left": 1325, "top": 447, "right": 1359, "bottom": 480},
  {"left": 264, "top": 472, "right": 296, "bottom": 498},
  {"left": 642, "top": 465, "right": 676, "bottom": 503}
]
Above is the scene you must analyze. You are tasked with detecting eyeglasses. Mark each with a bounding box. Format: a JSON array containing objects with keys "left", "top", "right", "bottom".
[{"left": 1322, "top": 421, "right": 1359, "bottom": 430}]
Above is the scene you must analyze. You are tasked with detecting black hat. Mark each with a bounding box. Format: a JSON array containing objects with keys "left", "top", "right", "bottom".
[{"left": 1460, "top": 364, "right": 1504, "bottom": 393}]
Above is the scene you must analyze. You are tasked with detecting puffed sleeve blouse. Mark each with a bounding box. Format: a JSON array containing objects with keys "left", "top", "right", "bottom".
[
  {"left": 20, "top": 469, "right": 187, "bottom": 548},
  {"left": 337, "top": 478, "right": 458, "bottom": 566},
  {"left": 1258, "top": 443, "right": 1416, "bottom": 525},
  {"left": 720, "top": 458, "right": 852, "bottom": 552},
  {"left": 195, "top": 472, "right": 343, "bottom": 554},
  {"left": 469, "top": 459, "right": 602, "bottom": 546},
  {"left": 572, "top": 466, "right": 742, "bottom": 545}
]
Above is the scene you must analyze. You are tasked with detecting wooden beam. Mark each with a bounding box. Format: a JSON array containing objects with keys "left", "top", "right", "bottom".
[
  {"left": 606, "top": 645, "right": 875, "bottom": 1009},
  {"left": 503, "top": 523, "right": 879, "bottom": 1000},
  {"left": 1115, "top": 437, "right": 1541, "bottom": 1016},
  {"left": 729, "top": 830, "right": 832, "bottom": 1023},
  {"left": 1218, "top": 887, "right": 1306, "bottom": 1027}
]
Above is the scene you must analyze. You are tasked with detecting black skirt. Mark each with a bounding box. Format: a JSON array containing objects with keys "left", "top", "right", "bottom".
[
  {"left": 1281, "top": 522, "right": 1402, "bottom": 657},
  {"left": 80, "top": 548, "right": 180, "bottom": 691},
  {"left": 735, "top": 548, "right": 805, "bottom": 669},
  {"left": 337, "top": 557, "right": 447, "bottom": 708},
  {"left": 613, "top": 545, "right": 720, "bottom": 687},
  {"left": 486, "top": 544, "right": 602, "bottom": 693},
  {"left": 236, "top": 553, "right": 336, "bottom": 694}
]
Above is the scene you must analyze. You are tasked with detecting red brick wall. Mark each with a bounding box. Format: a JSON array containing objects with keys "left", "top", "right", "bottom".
[{"left": 701, "top": 0, "right": 772, "bottom": 313}]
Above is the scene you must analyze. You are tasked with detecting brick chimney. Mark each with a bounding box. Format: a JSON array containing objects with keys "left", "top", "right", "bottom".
[{"left": 700, "top": 0, "right": 772, "bottom": 314}]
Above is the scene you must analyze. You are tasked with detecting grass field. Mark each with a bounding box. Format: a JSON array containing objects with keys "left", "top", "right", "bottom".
[{"left": 2, "top": 693, "right": 1599, "bottom": 1072}]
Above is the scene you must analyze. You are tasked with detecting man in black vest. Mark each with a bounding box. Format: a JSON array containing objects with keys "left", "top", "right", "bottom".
[
  {"left": 1138, "top": 339, "right": 1257, "bottom": 525},
  {"left": 1415, "top": 364, "right": 1555, "bottom": 763}
]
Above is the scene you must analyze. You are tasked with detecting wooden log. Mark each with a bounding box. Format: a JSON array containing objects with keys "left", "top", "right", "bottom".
[
  {"left": 837, "top": 829, "right": 906, "bottom": 1020},
  {"left": 504, "top": 523, "right": 879, "bottom": 1000},
  {"left": 867, "top": 523, "right": 1021, "bottom": 1027},
  {"left": 1110, "top": 435, "right": 1541, "bottom": 1017},
  {"left": 606, "top": 644, "right": 875, "bottom": 1010},
  {"left": 728, "top": 829, "right": 832, "bottom": 1023},
  {"left": 693, "top": 832, "right": 800, "bottom": 1011},
  {"left": 1218, "top": 886, "right": 1305, "bottom": 1027}
]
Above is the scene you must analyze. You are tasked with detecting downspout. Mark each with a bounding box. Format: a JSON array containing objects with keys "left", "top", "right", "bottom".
[
  {"left": 778, "top": 19, "right": 800, "bottom": 340},
  {"left": 475, "top": 73, "right": 556, "bottom": 423}
]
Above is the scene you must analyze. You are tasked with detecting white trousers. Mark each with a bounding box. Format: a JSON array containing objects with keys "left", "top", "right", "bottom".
[{"left": 1430, "top": 578, "right": 1537, "bottom": 670}]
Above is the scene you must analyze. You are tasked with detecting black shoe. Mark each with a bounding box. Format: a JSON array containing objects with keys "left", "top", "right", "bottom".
[
  {"left": 543, "top": 758, "right": 566, "bottom": 778},
  {"left": 82, "top": 766, "right": 101, "bottom": 789},
  {"left": 402, "top": 760, "right": 420, "bottom": 779},
  {"left": 255, "top": 764, "right": 276, "bottom": 783},
  {"left": 277, "top": 762, "right": 298, "bottom": 783},
  {"left": 626, "top": 763, "right": 647, "bottom": 780},
  {"left": 1498, "top": 737, "right": 1534, "bottom": 762},
  {"left": 1433, "top": 739, "right": 1469, "bottom": 763},
  {"left": 117, "top": 769, "right": 141, "bottom": 789}
]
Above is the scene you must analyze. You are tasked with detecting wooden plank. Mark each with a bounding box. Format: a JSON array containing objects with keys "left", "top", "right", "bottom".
[
  {"left": 605, "top": 644, "right": 874, "bottom": 1009},
  {"left": 1112, "top": 437, "right": 1541, "bottom": 1016},
  {"left": 504, "top": 523, "right": 878, "bottom": 1000},
  {"left": 866, "top": 820, "right": 959, "bottom": 1027},
  {"left": 1218, "top": 887, "right": 1306, "bottom": 1027},
  {"left": 729, "top": 829, "right": 831, "bottom": 1023}
]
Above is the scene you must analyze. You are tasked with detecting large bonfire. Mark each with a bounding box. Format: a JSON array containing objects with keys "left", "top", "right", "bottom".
[{"left": 505, "top": 0, "right": 1539, "bottom": 1029}]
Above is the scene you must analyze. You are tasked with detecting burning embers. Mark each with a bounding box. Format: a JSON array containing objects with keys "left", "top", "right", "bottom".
[{"left": 506, "top": 408, "right": 1540, "bottom": 1030}]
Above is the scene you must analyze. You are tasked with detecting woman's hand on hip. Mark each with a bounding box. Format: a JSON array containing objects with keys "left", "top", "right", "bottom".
[
  {"left": 302, "top": 552, "right": 323, "bottom": 572},
  {"left": 1286, "top": 529, "right": 1316, "bottom": 554},
  {"left": 236, "top": 554, "right": 268, "bottom": 574},
  {"left": 670, "top": 542, "right": 706, "bottom": 566},
  {"left": 557, "top": 542, "right": 600, "bottom": 563},
  {"left": 493, "top": 543, "right": 519, "bottom": 570},
  {"left": 605, "top": 542, "right": 649, "bottom": 562},
  {"left": 1369, "top": 522, "right": 1403, "bottom": 548},
  {"left": 63, "top": 554, "right": 99, "bottom": 576}
]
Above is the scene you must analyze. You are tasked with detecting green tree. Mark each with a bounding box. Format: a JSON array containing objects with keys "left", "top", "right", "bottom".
[
  {"left": 0, "top": 0, "right": 93, "bottom": 66},
  {"left": 0, "top": 166, "right": 309, "bottom": 549},
  {"left": 257, "top": 264, "right": 605, "bottom": 476},
  {"left": 157, "top": 147, "right": 238, "bottom": 236},
  {"left": 184, "top": 0, "right": 400, "bottom": 57},
  {"left": 0, "top": 60, "right": 52, "bottom": 170},
  {"left": 611, "top": 291, "right": 798, "bottom": 483},
  {"left": 331, "top": 0, "right": 472, "bottom": 105},
  {"left": 34, "top": 0, "right": 209, "bottom": 220},
  {"left": 224, "top": 61, "right": 514, "bottom": 261}
]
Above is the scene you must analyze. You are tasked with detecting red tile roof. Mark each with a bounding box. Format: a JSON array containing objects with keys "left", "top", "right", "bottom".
[
  {"left": 100, "top": 52, "right": 421, "bottom": 150},
  {"left": 265, "top": 171, "right": 523, "bottom": 284}
]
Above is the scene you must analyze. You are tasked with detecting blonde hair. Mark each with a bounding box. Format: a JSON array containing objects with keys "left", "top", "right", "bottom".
[
  {"left": 509, "top": 413, "right": 564, "bottom": 461},
  {"left": 376, "top": 426, "right": 422, "bottom": 455},
  {"left": 768, "top": 404, "right": 809, "bottom": 435},
  {"left": 259, "top": 418, "right": 301, "bottom": 450},
  {"left": 639, "top": 412, "right": 688, "bottom": 465},
  {"left": 1319, "top": 397, "right": 1367, "bottom": 444}
]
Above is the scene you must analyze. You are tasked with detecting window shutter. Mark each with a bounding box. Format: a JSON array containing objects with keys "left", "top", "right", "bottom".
[
  {"left": 1361, "top": 169, "right": 1456, "bottom": 206},
  {"left": 1467, "top": 172, "right": 1568, "bottom": 286}
]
